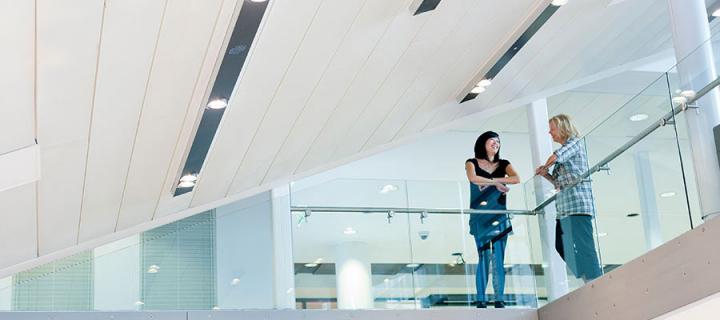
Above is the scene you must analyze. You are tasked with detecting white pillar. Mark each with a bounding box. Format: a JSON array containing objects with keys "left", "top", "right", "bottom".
[
  {"left": 271, "top": 185, "right": 296, "bottom": 309},
  {"left": 527, "top": 99, "right": 569, "bottom": 300},
  {"left": 335, "top": 242, "right": 374, "bottom": 309},
  {"left": 633, "top": 151, "right": 663, "bottom": 250},
  {"left": 667, "top": 0, "right": 720, "bottom": 220}
]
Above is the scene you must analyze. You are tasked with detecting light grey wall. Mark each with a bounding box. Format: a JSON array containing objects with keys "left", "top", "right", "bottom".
[
  {"left": 216, "top": 191, "right": 275, "bottom": 309},
  {"left": 538, "top": 217, "right": 720, "bottom": 320}
]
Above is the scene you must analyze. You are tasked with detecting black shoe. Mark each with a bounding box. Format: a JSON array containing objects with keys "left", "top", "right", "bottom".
[
  {"left": 476, "top": 301, "right": 487, "bottom": 308},
  {"left": 494, "top": 301, "right": 505, "bottom": 308}
]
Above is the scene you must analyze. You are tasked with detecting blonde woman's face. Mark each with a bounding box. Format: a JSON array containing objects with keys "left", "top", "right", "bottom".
[{"left": 549, "top": 121, "right": 562, "bottom": 143}]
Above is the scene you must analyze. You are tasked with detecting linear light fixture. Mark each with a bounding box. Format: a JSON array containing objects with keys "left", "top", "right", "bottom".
[
  {"left": 174, "top": 0, "right": 270, "bottom": 196},
  {"left": 461, "top": 3, "right": 562, "bottom": 103}
]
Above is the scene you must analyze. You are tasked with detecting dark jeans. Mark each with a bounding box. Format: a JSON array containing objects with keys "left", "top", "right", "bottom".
[
  {"left": 555, "top": 215, "right": 602, "bottom": 281},
  {"left": 474, "top": 234, "right": 508, "bottom": 303}
]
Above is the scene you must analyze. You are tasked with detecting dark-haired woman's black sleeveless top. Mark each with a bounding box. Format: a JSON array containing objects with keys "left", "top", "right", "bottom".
[{"left": 466, "top": 158, "right": 513, "bottom": 249}]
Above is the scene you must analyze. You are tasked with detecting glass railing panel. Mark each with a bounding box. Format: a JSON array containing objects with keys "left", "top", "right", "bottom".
[
  {"left": 576, "top": 118, "right": 693, "bottom": 272},
  {"left": 291, "top": 210, "right": 415, "bottom": 309},
  {"left": 582, "top": 73, "right": 676, "bottom": 168}
]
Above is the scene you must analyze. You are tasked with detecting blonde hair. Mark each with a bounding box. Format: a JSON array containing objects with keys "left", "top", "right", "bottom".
[{"left": 549, "top": 114, "right": 579, "bottom": 140}]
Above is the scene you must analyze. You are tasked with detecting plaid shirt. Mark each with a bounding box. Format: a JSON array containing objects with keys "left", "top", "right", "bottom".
[{"left": 551, "top": 137, "right": 595, "bottom": 218}]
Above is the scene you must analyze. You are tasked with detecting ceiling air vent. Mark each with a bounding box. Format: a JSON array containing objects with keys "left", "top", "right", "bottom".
[{"left": 410, "top": 0, "right": 442, "bottom": 16}]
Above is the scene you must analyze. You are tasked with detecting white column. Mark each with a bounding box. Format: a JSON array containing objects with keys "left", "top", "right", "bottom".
[
  {"left": 527, "top": 98, "right": 569, "bottom": 300},
  {"left": 633, "top": 151, "right": 663, "bottom": 250},
  {"left": 271, "top": 185, "right": 296, "bottom": 309},
  {"left": 667, "top": 0, "right": 720, "bottom": 220},
  {"left": 335, "top": 242, "right": 374, "bottom": 309}
]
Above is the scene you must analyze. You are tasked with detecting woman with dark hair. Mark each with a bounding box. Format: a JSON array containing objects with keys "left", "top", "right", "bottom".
[{"left": 465, "top": 131, "right": 520, "bottom": 308}]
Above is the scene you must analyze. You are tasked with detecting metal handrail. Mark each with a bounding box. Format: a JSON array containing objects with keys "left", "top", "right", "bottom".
[
  {"left": 291, "top": 206, "right": 535, "bottom": 216},
  {"left": 532, "top": 75, "right": 720, "bottom": 213}
]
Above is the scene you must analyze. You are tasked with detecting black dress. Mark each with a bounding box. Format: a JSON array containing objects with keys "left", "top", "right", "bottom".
[{"left": 466, "top": 158, "right": 513, "bottom": 250}]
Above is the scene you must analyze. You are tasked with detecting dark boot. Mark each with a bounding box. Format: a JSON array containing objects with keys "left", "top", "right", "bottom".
[
  {"left": 476, "top": 301, "right": 487, "bottom": 308},
  {"left": 494, "top": 301, "right": 505, "bottom": 308}
]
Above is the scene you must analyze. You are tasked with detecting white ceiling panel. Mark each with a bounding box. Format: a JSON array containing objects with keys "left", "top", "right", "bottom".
[
  {"left": 116, "top": 0, "right": 225, "bottom": 230},
  {"left": 78, "top": 0, "right": 167, "bottom": 242},
  {"left": 262, "top": 0, "right": 408, "bottom": 184},
  {"left": 190, "top": 0, "right": 326, "bottom": 206},
  {"left": 154, "top": 0, "right": 239, "bottom": 219},
  {"left": 226, "top": 0, "right": 367, "bottom": 193},
  {"left": 37, "top": 142, "right": 89, "bottom": 255},
  {"left": 0, "top": 183, "right": 37, "bottom": 269},
  {"left": 294, "top": 5, "right": 431, "bottom": 174},
  {"left": 330, "top": 0, "right": 475, "bottom": 161},
  {"left": 0, "top": 1, "right": 35, "bottom": 155},
  {"left": 363, "top": 0, "right": 540, "bottom": 151},
  {"left": 36, "top": 0, "right": 102, "bottom": 148},
  {"left": 35, "top": 0, "right": 103, "bottom": 255}
]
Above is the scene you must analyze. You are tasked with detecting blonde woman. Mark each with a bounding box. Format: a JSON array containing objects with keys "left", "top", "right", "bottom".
[{"left": 535, "top": 114, "right": 602, "bottom": 282}]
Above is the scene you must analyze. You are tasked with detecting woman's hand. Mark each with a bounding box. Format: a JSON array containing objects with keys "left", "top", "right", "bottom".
[
  {"left": 495, "top": 183, "right": 510, "bottom": 193},
  {"left": 535, "top": 165, "right": 548, "bottom": 176}
]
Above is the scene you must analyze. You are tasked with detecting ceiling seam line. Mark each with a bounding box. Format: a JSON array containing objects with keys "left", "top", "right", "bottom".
[
  {"left": 33, "top": 0, "right": 39, "bottom": 258},
  {"left": 114, "top": 0, "right": 170, "bottom": 233},
  {"left": 325, "top": 12, "right": 432, "bottom": 163},
  {"left": 291, "top": 0, "right": 414, "bottom": 175},
  {"left": 190, "top": 0, "right": 274, "bottom": 206},
  {"left": 258, "top": 0, "right": 370, "bottom": 185},
  {"left": 150, "top": 0, "right": 228, "bottom": 221},
  {"left": 223, "top": 0, "right": 327, "bottom": 197},
  {"left": 359, "top": 0, "right": 476, "bottom": 153},
  {"left": 76, "top": 0, "right": 108, "bottom": 245}
]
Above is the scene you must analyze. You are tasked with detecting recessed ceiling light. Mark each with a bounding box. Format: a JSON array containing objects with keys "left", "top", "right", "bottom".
[
  {"left": 551, "top": 0, "right": 568, "bottom": 6},
  {"left": 231, "top": 278, "right": 241, "bottom": 285},
  {"left": 135, "top": 301, "right": 145, "bottom": 306},
  {"left": 480, "top": 201, "right": 487, "bottom": 206},
  {"left": 383, "top": 278, "right": 390, "bottom": 283},
  {"left": 491, "top": 221, "right": 500, "bottom": 226},
  {"left": 660, "top": 191, "right": 676, "bottom": 198},
  {"left": 180, "top": 174, "right": 197, "bottom": 182},
  {"left": 406, "top": 263, "right": 420, "bottom": 268},
  {"left": 713, "top": 8, "right": 720, "bottom": 17},
  {"left": 343, "top": 227, "right": 357, "bottom": 235},
  {"left": 598, "top": 232, "right": 608, "bottom": 237},
  {"left": 207, "top": 98, "right": 228, "bottom": 110},
  {"left": 471, "top": 86, "right": 486, "bottom": 94},
  {"left": 380, "top": 184, "right": 398, "bottom": 194},
  {"left": 627, "top": 213, "right": 640, "bottom": 217},
  {"left": 629, "top": 114, "right": 648, "bottom": 122},
  {"left": 304, "top": 263, "right": 318, "bottom": 268},
  {"left": 147, "top": 265, "right": 159, "bottom": 273},
  {"left": 477, "top": 79, "right": 492, "bottom": 87},
  {"left": 250, "top": 0, "right": 267, "bottom": 3},
  {"left": 178, "top": 180, "right": 196, "bottom": 188}
]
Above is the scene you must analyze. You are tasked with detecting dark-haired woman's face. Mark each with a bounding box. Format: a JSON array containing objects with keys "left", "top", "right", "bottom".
[{"left": 485, "top": 137, "right": 500, "bottom": 156}]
